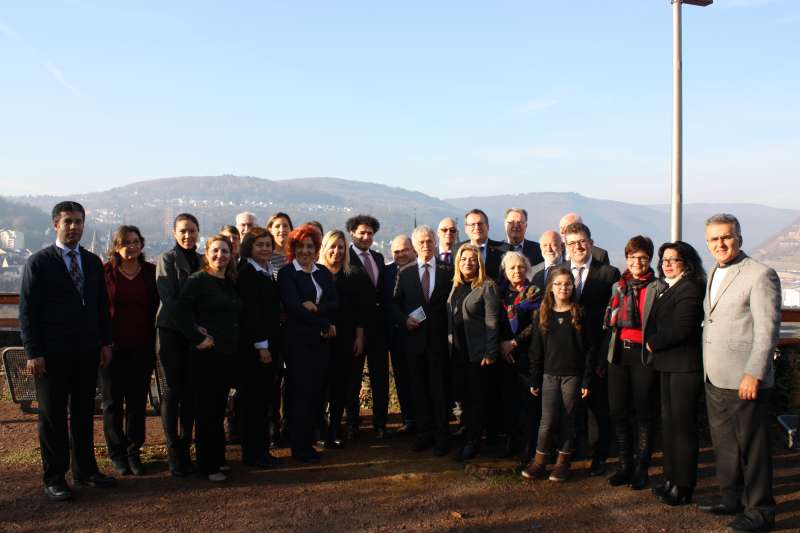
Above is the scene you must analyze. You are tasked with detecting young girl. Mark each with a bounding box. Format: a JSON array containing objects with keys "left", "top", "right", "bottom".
[{"left": 522, "top": 266, "right": 593, "bottom": 482}]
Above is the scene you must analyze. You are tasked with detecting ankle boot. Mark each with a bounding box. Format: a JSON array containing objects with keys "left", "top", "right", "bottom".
[
  {"left": 521, "top": 451, "right": 549, "bottom": 480},
  {"left": 608, "top": 424, "right": 632, "bottom": 487},
  {"left": 548, "top": 451, "right": 571, "bottom": 482},
  {"left": 652, "top": 479, "right": 673, "bottom": 498},
  {"left": 658, "top": 484, "right": 693, "bottom": 506},
  {"left": 630, "top": 423, "right": 653, "bottom": 490}
]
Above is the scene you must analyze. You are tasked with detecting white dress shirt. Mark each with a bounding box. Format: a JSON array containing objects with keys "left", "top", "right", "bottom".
[
  {"left": 709, "top": 266, "right": 728, "bottom": 305},
  {"left": 570, "top": 254, "right": 593, "bottom": 287}
]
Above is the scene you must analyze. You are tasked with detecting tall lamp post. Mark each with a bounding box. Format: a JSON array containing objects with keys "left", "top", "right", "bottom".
[{"left": 671, "top": 0, "right": 711, "bottom": 241}]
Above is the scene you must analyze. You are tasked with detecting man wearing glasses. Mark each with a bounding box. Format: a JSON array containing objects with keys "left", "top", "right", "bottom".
[
  {"left": 559, "top": 212, "right": 610, "bottom": 265},
  {"left": 698, "top": 213, "right": 780, "bottom": 532},
  {"left": 458, "top": 209, "right": 504, "bottom": 280},
  {"left": 500, "top": 208, "right": 543, "bottom": 269},
  {"left": 562, "top": 221, "right": 620, "bottom": 477},
  {"left": 436, "top": 218, "right": 459, "bottom": 265}
]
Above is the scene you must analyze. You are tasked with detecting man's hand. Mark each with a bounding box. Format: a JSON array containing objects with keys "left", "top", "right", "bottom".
[
  {"left": 353, "top": 336, "right": 364, "bottom": 356},
  {"left": 480, "top": 357, "right": 494, "bottom": 367},
  {"left": 738, "top": 374, "right": 760, "bottom": 401},
  {"left": 99, "top": 345, "right": 113, "bottom": 368},
  {"left": 258, "top": 348, "right": 272, "bottom": 364},
  {"left": 405, "top": 317, "right": 420, "bottom": 330},
  {"left": 530, "top": 387, "right": 540, "bottom": 397},
  {"left": 27, "top": 357, "right": 46, "bottom": 378},
  {"left": 302, "top": 301, "right": 318, "bottom": 313},
  {"left": 196, "top": 336, "right": 215, "bottom": 350},
  {"left": 581, "top": 387, "right": 590, "bottom": 399}
]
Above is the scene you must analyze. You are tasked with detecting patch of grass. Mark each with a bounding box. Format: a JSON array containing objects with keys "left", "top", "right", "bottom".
[{"left": 0, "top": 447, "right": 41, "bottom": 466}]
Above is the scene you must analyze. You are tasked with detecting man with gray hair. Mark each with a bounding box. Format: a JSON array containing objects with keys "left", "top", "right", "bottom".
[
  {"left": 698, "top": 213, "right": 780, "bottom": 532},
  {"left": 532, "top": 230, "right": 565, "bottom": 289},
  {"left": 235, "top": 211, "right": 258, "bottom": 236},
  {"left": 393, "top": 225, "right": 453, "bottom": 455},
  {"left": 501, "top": 208, "right": 544, "bottom": 267}
]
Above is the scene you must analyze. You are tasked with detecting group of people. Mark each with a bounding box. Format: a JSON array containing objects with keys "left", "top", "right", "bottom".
[{"left": 19, "top": 201, "right": 781, "bottom": 532}]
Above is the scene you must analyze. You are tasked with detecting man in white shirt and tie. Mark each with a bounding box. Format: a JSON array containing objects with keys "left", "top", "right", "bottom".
[
  {"left": 532, "top": 230, "right": 565, "bottom": 289},
  {"left": 502, "top": 208, "right": 544, "bottom": 268}
]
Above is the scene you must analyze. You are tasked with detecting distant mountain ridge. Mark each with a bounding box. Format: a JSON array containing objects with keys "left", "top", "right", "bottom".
[{"left": 10, "top": 176, "right": 800, "bottom": 266}]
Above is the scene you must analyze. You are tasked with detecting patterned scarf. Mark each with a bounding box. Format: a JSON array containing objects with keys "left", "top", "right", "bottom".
[
  {"left": 603, "top": 269, "right": 654, "bottom": 329},
  {"left": 502, "top": 281, "right": 542, "bottom": 334}
]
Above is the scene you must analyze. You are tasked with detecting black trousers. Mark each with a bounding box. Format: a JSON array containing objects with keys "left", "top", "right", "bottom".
[
  {"left": 451, "top": 351, "right": 491, "bottom": 443},
  {"left": 156, "top": 327, "right": 195, "bottom": 461},
  {"left": 348, "top": 331, "right": 389, "bottom": 430},
  {"left": 705, "top": 381, "right": 775, "bottom": 520},
  {"left": 34, "top": 350, "right": 101, "bottom": 485},
  {"left": 607, "top": 357, "right": 658, "bottom": 428},
  {"left": 578, "top": 371, "right": 611, "bottom": 460},
  {"left": 190, "top": 348, "right": 230, "bottom": 475},
  {"left": 238, "top": 358, "right": 274, "bottom": 464},
  {"left": 497, "top": 359, "right": 540, "bottom": 449},
  {"left": 390, "top": 346, "right": 414, "bottom": 424},
  {"left": 99, "top": 346, "right": 154, "bottom": 459},
  {"left": 287, "top": 338, "right": 331, "bottom": 455},
  {"left": 327, "top": 334, "right": 360, "bottom": 436},
  {"left": 660, "top": 370, "right": 702, "bottom": 488},
  {"left": 408, "top": 347, "right": 448, "bottom": 441}
]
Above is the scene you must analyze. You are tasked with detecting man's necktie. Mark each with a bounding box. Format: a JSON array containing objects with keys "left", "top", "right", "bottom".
[
  {"left": 361, "top": 251, "right": 377, "bottom": 287},
  {"left": 68, "top": 250, "right": 84, "bottom": 295},
  {"left": 442, "top": 251, "right": 451, "bottom": 265},
  {"left": 421, "top": 264, "right": 431, "bottom": 303},
  {"left": 574, "top": 266, "right": 585, "bottom": 299}
]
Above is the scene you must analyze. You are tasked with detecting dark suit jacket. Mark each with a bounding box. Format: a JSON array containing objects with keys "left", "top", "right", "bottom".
[
  {"left": 578, "top": 261, "right": 620, "bottom": 367},
  {"left": 393, "top": 260, "right": 453, "bottom": 355},
  {"left": 500, "top": 239, "right": 544, "bottom": 269},
  {"left": 456, "top": 239, "right": 505, "bottom": 281},
  {"left": 349, "top": 246, "right": 388, "bottom": 346},
  {"left": 155, "top": 246, "right": 203, "bottom": 331},
  {"left": 531, "top": 261, "right": 567, "bottom": 290},
  {"left": 236, "top": 262, "right": 281, "bottom": 363},
  {"left": 644, "top": 276, "right": 704, "bottom": 373},
  {"left": 277, "top": 262, "right": 338, "bottom": 337},
  {"left": 19, "top": 244, "right": 112, "bottom": 359},
  {"left": 592, "top": 246, "right": 610, "bottom": 265}
]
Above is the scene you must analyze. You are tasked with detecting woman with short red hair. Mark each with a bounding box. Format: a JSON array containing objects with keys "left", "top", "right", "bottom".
[{"left": 277, "top": 225, "right": 338, "bottom": 463}]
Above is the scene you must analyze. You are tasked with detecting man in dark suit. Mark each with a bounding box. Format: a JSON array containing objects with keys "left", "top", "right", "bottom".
[
  {"left": 500, "top": 208, "right": 544, "bottom": 268},
  {"left": 457, "top": 209, "right": 504, "bottom": 280},
  {"left": 346, "top": 214, "right": 391, "bottom": 439},
  {"left": 385, "top": 234, "right": 417, "bottom": 431},
  {"left": 531, "top": 230, "right": 565, "bottom": 289},
  {"left": 436, "top": 217, "right": 459, "bottom": 266},
  {"left": 19, "top": 201, "right": 116, "bottom": 501},
  {"left": 393, "top": 225, "right": 454, "bottom": 455},
  {"left": 559, "top": 213, "right": 610, "bottom": 265},
  {"left": 563, "top": 221, "right": 620, "bottom": 476}
]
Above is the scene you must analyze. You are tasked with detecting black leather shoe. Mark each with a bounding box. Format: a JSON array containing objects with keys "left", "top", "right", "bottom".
[
  {"left": 128, "top": 455, "right": 145, "bottom": 476},
  {"left": 630, "top": 464, "right": 650, "bottom": 490},
  {"left": 111, "top": 456, "right": 131, "bottom": 476},
  {"left": 455, "top": 442, "right": 479, "bottom": 462},
  {"left": 608, "top": 467, "right": 632, "bottom": 487},
  {"left": 652, "top": 480, "right": 673, "bottom": 498},
  {"left": 697, "top": 503, "right": 744, "bottom": 516},
  {"left": 658, "top": 485, "right": 693, "bottom": 506},
  {"left": 727, "top": 513, "right": 775, "bottom": 532},
  {"left": 589, "top": 457, "right": 607, "bottom": 477},
  {"left": 73, "top": 473, "right": 116, "bottom": 488},
  {"left": 44, "top": 482, "right": 73, "bottom": 502}
]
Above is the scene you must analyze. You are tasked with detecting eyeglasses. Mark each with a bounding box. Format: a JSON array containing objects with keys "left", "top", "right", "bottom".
[
  {"left": 439, "top": 228, "right": 458, "bottom": 233},
  {"left": 661, "top": 258, "right": 684, "bottom": 266},
  {"left": 626, "top": 255, "right": 650, "bottom": 263},
  {"left": 465, "top": 222, "right": 486, "bottom": 228},
  {"left": 565, "top": 239, "right": 588, "bottom": 248}
]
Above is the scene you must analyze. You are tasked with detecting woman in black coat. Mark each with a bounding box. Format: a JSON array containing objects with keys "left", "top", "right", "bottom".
[
  {"left": 236, "top": 227, "right": 282, "bottom": 467},
  {"left": 645, "top": 241, "right": 706, "bottom": 506},
  {"left": 318, "top": 229, "right": 369, "bottom": 448},
  {"left": 155, "top": 213, "right": 202, "bottom": 476},
  {"left": 278, "top": 224, "right": 338, "bottom": 463}
]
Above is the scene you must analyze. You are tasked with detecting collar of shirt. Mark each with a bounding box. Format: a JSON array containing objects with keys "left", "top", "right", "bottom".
[
  {"left": 417, "top": 257, "right": 436, "bottom": 270},
  {"left": 247, "top": 257, "right": 272, "bottom": 276},
  {"left": 55, "top": 239, "right": 79, "bottom": 255},
  {"left": 505, "top": 240, "right": 524, "bottom": 252},
  {"left": 544, "top": 257, "right": 563, "bottom": 269},
  {"left": 292, "top": 258, "right": 319, "bottom": 273},
  {"left": 570, "top": 254, "right": 593, "bottom": 272}
]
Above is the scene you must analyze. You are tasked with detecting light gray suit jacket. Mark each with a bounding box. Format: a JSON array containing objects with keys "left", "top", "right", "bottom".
[
  {"left": 703, "top": 253, "right": 781, "bottom": 390},
  {"left": 447, "top": 280, "right": 500, "bottom": 363}
]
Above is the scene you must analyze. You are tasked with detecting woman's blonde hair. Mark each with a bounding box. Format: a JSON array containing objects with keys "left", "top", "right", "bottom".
[
  {"left": 452, "top": 244, "right": 486, "bottom": 289},
  {"left": 320, "top": 230, "right": 351, "bottom": 274},
  {"left": 201, "top": 234, "right": 237, "bottom": 281}
]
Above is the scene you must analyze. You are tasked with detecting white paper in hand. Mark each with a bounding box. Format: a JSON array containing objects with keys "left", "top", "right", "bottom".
[{"left": 409, "top": 306, "right": 427, "bottom": 323}]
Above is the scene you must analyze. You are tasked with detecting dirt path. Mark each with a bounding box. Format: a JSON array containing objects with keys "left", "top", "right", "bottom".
[{"left": 1, "top": 400, "right": 798, "bottom": 532}]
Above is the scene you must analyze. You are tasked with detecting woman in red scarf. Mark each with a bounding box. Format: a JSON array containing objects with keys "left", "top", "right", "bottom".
[{"left": 603, "top": 235, "right": 658, "bottom": 491}]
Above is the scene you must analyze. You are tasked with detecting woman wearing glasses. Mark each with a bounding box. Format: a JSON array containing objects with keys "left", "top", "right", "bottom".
[
  {"left": 646, "top": 242, "right": 706, "bottom": 506},
  {"left": 603, "top": 236, "right": 659, "bottom": 491}
]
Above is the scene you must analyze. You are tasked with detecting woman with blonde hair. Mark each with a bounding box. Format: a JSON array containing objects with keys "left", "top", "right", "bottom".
[
  {"left": 318, "top": 230, "right": 370, "bottom": 447},
  {"left": 447, "top": 244, "right": 500, "bottom": 462}
]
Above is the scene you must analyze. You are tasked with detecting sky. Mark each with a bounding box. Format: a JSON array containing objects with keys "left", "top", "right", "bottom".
[{"left": 1, "top": 0, "right": 798, "bottom": 207}]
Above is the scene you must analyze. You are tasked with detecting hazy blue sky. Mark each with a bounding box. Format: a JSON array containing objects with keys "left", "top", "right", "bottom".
[{"left": 1, "top": 0, "right": 797, "bottom": 206}]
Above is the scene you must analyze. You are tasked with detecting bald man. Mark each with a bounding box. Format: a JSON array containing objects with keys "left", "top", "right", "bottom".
[
  {"left": 558, "top": 213, "right": 609, "bottom": 265},
  {"left": 531, "top": 230, "right": 565, "bottom": 289}
]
